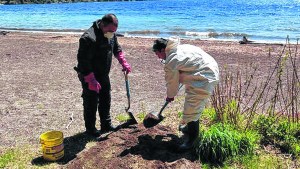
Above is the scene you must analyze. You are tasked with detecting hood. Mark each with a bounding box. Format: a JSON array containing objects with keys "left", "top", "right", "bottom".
[{"left": 165, "top": 36, "right": 180, "bottom": 56}]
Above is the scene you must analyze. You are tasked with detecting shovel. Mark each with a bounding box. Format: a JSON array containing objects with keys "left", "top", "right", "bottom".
[
  {"left": 143, "top": 84, "right": 183, "bottom": 128},
  {"left": 97, "top": 74, "right": 137, "bottom": 141},
  {"left": 124, "top": 72, "right": 138, "bottom": 125},
  {"left": 143, "top": 100, "right": 170, "bottom": 128}
]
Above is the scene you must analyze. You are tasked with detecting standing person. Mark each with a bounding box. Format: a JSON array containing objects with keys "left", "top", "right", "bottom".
[
  {"left": 75, "top": 14, "right": 131, "bottom": 137},
  {"left": 152, "top": 37, "right": 219, "bottom": 151}
]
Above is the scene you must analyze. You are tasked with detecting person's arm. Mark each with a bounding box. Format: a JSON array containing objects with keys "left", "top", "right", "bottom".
[
  {"left": 113, "top": 36, "right": 131, "bottom": 73},
  {"left": 113, "top": 35, "right": 122, "bottom": 55},
  {"left": 77, "top": 37, "right": 101, "bottom": 93},
  {"left": 77, "top": 37, "right": 94, "bottom": 75},
  {"left": 164, "top": 58, "right": 180, "bottom": 99}
]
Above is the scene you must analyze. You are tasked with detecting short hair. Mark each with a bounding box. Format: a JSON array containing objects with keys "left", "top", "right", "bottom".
[
  {"left": 101, "top": 13, "right": 118, "bottom": 27},
  {"left": 152, "top": 38, "right": 168, "bottom": 52}
]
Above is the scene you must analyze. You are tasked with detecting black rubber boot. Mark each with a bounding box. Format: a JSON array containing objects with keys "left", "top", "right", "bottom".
[
  {"left": 99, "top": 109, "right": 118, "bottom": 133},
  {"left": 101, "top": 121, "right": 118, "bottom": 133},
  {"left": 97, "top": 78, "right": 118, "bottom": 133},
  {"left": 82, "top": 92, "right": 99, "bottom": 136},
  {"left": 85, "top": 128, "right": 101, "bottom": 137},
  {"left": 178, "top": 120, "right": 199, "bottom": 152},
  {"left": 179, "top": 124, "right": 189, "bottom": 135}
]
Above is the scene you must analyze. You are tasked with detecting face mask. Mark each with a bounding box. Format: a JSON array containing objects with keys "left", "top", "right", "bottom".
[{"left": 104, "top": 32, "right": 114, "bottom": 39}]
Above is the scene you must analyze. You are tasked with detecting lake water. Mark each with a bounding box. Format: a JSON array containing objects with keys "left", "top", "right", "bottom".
[{"left": 0, "top": 0, "right": 299, "bottom": 43}]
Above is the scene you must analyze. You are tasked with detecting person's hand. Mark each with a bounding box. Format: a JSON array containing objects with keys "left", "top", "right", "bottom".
[
  {"left": 122, "top": 62, "right": 131, "bottom": 74},
  {"left": 117, "top": 52, "right": 131, "bottom": 74},
  {"left": 166, "top": 97, "right": 174, "bottom": 102},
  {"left": 84, "top": 73, "right": 101, "bottom": 93}
]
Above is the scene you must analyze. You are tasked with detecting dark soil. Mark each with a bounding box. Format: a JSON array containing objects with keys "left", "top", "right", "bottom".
[{"left": 65, "top": 124, "right": 201, "bottom": 169}]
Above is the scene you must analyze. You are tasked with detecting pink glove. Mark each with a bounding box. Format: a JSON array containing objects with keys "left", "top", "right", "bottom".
[
  {"left": 84, "top": 73, "right": 101, "bottom": 93},
  {"left": 117, "top": 52, "right": 131, "bottom": 74},
  {"left": 166, "top": 97, "right": 174, "bottom": 102}
]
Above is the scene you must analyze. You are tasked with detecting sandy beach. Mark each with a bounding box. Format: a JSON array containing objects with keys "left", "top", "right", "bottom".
[
  {"left": 1, "top": 31, "right": 296, "bottom": 147},
  {"left": 1, "top": 31, "right": 300, "bottom": 168}
]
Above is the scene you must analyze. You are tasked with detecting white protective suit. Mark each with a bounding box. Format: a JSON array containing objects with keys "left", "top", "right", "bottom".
[{"left": 164, "top": 38, "right": 219, "bottom": 124}]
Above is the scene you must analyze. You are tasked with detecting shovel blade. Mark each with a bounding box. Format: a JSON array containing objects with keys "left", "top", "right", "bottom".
[
  {"left": 127, "top": 111, "right": 138, "bottom": 125},
  {"left": 143, "top": 111, "right": 164, "bottom": 128}
]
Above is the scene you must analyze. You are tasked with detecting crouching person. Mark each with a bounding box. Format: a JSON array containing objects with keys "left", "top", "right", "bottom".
[{"left": 152, "top": 37, "right": 219, "bottom": 151}]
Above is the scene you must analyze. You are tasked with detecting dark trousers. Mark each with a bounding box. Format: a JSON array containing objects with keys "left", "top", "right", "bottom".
[{"left": 80, "top": 74, "right": 112, "bottom": 131}]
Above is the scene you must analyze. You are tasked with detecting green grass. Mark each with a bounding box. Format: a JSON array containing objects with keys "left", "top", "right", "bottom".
[
  {"left": 221, "top": 152, "right": 294, "bottom": 169},
  {"left": 116, "top": 113, "right": 130, "bottom": 122},
  {"left": 195, "top": 123, "right": 258, "bottom": 164},
  {"left": 0, "top": 138, "right": 99, "bottom": 169},
  {"left": 136, "top": 112, "right": 146, "bottom": 122},
  {"left": 0, "top": 149, "right": 15, "bottom": 168},
  {"left": 116, "top": 111, "right": 148, "bottom": 123},
  {"left": 202, "top": 152, "right": 297, "bottom": 169},
  {"left": 0, "top": 145, "right": 52, "bottom": 169},
  {"left": 194, "top": 105, "right": 299, "bottom": 167}
]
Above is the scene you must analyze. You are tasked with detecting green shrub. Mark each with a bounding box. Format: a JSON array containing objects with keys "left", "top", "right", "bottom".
[
  {"left": 254, "top": 115, "right": 300, "bottom": 157},
  {"left": 254, "top": 115, "right": 278, "bottom": 144},
  {"left": 280, "top": 135, "right": 299, "bottom": 156},
  {"left": 195, "top": 123, "right": 257, "bottom": 164}
]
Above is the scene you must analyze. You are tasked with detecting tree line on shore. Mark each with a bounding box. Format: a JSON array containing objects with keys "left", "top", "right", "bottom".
[{"left": 0, "top": 0, "right": 144, "bottom": 4}]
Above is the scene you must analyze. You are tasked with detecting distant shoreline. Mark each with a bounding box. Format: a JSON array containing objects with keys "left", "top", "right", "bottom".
[
  {"left": 0, "top": 27, "right": 85, "bottom": 33},
  {"left": 0, "top": 0, "right": 144, "bottom": 5},
  {"left": 1, "top": 28, "right": 296, "bottom": 45},
  {"left": 0, "top": 26, "right": 298, "bottom": 45}
]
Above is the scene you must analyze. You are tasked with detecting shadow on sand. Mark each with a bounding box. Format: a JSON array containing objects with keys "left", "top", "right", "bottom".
[{"left": 31, "top": 132, "right": 96, "bottom": 166}]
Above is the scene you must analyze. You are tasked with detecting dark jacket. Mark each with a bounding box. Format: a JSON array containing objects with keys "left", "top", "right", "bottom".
[{"left": 76, "top": 19, "right": 122, "bottom": 76}]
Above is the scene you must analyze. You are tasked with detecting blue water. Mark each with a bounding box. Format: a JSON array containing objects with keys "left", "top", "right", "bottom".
[{"left": 0, "top": 0, "right": 300, "bottom": 43}]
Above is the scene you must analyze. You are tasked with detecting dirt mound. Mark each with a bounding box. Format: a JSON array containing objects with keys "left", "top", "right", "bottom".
[{"left": 65, "top": 124, "right": 201, "bottom": 169}]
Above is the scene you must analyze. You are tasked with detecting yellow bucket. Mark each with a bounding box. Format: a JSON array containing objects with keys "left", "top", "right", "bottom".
[{"left": 40, "top": 130, "right": 64, "bottom": 161}]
